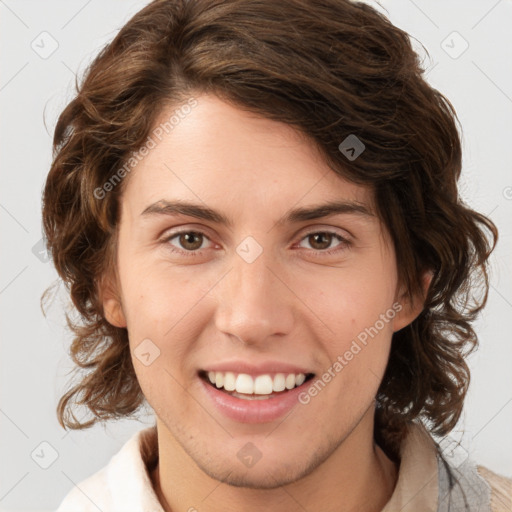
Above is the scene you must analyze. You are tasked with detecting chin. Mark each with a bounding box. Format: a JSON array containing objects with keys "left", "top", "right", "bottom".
[{"left": 197, "top": 460, "right": 311, "bottom": 489}]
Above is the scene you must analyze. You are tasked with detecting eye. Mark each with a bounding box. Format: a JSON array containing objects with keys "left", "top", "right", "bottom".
[
  {"left": 161, "top": 228, "right": 351, "bottom": 258},
  {"left": 163, "top": 230, "right": 213, "bottom": 255},
  {"left": 296, "top": 230, "right": 351, "bottom": 255}
]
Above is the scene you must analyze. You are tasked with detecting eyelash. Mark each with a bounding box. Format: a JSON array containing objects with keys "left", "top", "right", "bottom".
[{"left": 161, "top": 229, "right": 351, "bottom": 258}]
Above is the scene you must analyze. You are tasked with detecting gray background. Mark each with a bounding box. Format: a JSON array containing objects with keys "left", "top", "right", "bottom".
[{"left": 1, "top": 1, "right": 511, "bottom": 510}]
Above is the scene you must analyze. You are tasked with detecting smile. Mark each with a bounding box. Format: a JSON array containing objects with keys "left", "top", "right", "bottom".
[{"left": 199, "top": 370, "right": 315, "bottom": 400}]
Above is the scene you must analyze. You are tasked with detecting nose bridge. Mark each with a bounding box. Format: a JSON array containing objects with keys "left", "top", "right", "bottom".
[{"left": 214, "top": 247, "right": 294, "bottom": 344}]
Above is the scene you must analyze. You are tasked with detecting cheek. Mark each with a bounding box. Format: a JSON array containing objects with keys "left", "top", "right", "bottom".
[
  {"left": 121, "top": 262, "right": 215, "bottom": 414},
  {"left": 312, "top": 267, "right": 397, "bottom": 335},
  {"left": 119, "top": 249, "right": 198, "bottom": 323},
  {"left": 118, "top": 256, "right": 211, "bottom": 365},
  {"left": 303, "top": 259, "right": 398, "bottom": 390}
]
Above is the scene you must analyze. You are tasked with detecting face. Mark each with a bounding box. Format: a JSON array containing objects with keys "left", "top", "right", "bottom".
[{"left": 102, "top": 94, "right": 419, "bottom": 488}]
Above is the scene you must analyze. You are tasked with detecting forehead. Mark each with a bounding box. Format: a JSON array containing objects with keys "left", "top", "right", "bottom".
[{"left": 121, "top": 94, "right": 374, "bottom": 217}]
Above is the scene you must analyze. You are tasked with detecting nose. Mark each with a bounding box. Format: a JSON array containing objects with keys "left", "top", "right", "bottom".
[{"left": 213, "top": 249, "right": 295, "bottom": 346}]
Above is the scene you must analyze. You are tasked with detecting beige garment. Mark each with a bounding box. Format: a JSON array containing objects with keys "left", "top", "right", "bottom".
[
  {"left": 477, "top": 465, "right": 512, "bottom": 512},
  {"left": 381, "top": 420, "right": 512, "bottom": 512},
  {"left": 381, "top": 421, "right": 439, "bottom": 511}
]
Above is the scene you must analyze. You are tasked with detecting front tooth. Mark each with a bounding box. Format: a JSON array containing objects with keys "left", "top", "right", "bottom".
[
  {"left": 235, "top": 373, "right": 254, "bottom": 394},
  {"left": 295, "top": 373, "right": 306, "bottom": 386},
  {"left": 254, "top": 375, "right": 273, "bottom": 394},
  {"left": 215, "top": 372, "right": 224, "bottom": 388},
  {"left": 224, "top": 372, "right": 236, "bottom": 391},
  {"left": 273, "top": 373, "right": 286, "bottom": 392},
  {"left": 285, "top": 374, "right": 296, "bottom": 390}
]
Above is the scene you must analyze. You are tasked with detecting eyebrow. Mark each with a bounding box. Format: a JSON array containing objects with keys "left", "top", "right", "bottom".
[{"left": 140, "top": 199, "right": 374, "bottom": 228}]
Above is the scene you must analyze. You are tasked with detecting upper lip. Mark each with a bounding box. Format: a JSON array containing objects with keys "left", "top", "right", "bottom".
[{"left": 201, "top": 360, "right": 314, "bottom": 376}]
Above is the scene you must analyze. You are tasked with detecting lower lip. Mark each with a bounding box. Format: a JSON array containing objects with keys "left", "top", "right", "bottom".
[{"left": 200, "top": 377, "right": 309, "bottom": 424}]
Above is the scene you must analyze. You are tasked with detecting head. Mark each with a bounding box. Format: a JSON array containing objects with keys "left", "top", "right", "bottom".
[{"left": 42, "top": 0, "right": 497, "bottom": 486}]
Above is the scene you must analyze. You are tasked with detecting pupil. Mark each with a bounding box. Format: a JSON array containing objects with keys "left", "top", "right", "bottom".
[
  {"left": 311, "top": 233, "right": 331, "bottom": 250},
  {"left": 181, "top": 232, "right": 202, "bottom": 250}
]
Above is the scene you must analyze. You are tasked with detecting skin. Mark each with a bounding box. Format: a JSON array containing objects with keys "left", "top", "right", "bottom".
[{"left": 101, "top": 93, "right": 427, "bottom": 512}]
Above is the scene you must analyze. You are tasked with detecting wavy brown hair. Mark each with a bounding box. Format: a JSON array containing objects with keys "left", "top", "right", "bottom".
[{"left": 42, "top": 0, "right": 497, "bottom": 460}]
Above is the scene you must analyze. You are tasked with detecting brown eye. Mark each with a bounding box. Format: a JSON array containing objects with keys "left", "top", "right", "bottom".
[
  {"left": 163, "top": 230, "right": 211, "bottom": 254},
  {"left": 307, "top": 232, "right": 334, "bottom": 250},
  {"left": 296, "top": 230, "right": 350, "bottom": 255},
  {"left": 177, "top": 232, "right": 204, "bottom": 251}
]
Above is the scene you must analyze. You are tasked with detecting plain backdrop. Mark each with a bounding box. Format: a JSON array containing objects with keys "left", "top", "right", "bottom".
[{"left": 1, "top": 1, "right": 511, "bottom": 510}]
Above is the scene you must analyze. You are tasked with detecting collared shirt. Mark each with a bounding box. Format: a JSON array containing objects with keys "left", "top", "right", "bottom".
[{"left": 56, "top": 421, "right": 511, "bottom": 511}]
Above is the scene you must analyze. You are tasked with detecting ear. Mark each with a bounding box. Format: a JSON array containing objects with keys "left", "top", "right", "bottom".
[
  {"left": 98, "top": 272, "right": 127, "bottom": 329},
  {"left": 392, "top": 270, "right": 433, "bottom": 333}
]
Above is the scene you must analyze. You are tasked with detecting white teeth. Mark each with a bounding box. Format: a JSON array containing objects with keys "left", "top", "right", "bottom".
[
  {"left": 285, "top": 374, "right": 296, "bottom": 390},
  {"left": 235, "top": 374, "right": 254, "bottom": 394},
  {"left": 205, "top": 371, "right": 308, "bottom": 395},
  {"left": 273, "top": 373, "right": 286, "bottom": 392},
  {"left": 254, "top": 375, "right": 273, "bottom": 394},
  {"left": 223, "top": 372, "right": 236, "bottom": 391}
]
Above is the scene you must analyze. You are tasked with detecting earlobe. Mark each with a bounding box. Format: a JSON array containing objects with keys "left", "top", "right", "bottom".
[
  {"left": 392, "top": 270, "right": 433, "bottom": 333},
  {"left": 98, "top": 274, "right": 127, "bottom": 328},
  {"left": 103, "top": 297, "right": 127, "bottom": 328}
]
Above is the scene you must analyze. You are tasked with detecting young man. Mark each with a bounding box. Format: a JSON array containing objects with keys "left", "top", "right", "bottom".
[{"left": 42, "top": 0, "right": 511, "bottom": 510}]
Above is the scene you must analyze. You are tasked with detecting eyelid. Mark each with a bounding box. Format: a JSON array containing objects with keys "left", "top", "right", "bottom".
[
  {"left": 161, "top": 222, "right": 353, "bottom": 240},
  {"left": 297, "top": 224, "right": 353, "bottom": 240},
  {"left": 159, "top": 223, "right": 217, "bottom": 241}
]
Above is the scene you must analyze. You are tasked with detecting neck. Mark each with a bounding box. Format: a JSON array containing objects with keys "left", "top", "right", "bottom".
[{"left": 151, "top": 411, "right": 399, "bottom": 512}]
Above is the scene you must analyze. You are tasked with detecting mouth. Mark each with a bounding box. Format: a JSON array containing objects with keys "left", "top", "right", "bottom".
[{"left": 198, "top": 370, "right": 315, "bottom": 400}]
